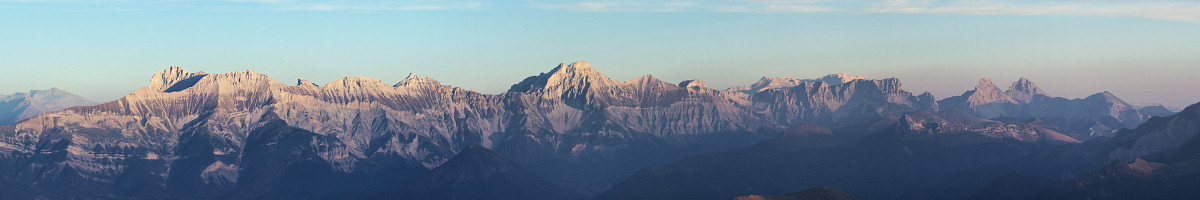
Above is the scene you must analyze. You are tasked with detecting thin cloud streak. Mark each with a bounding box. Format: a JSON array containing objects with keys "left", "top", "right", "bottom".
[
  {"left": 0, "top": 0, "right": 486, "bottom": 11},
  {"left": 284, "top": 2, "right": 484, "bottom": 11},
  {"left": 3, "top": 0, "right": 1197, "bottom": 22},
  {"left": 527, "top": 0, "right": 1200, "bottom": 23},
  {"left": 224, "top": 0, "right": 487, "bottom": 11},
  {"left": 527, "top": 1, "right": 700, "bottom": 12},
  {"left": 860, "top": 0, "right": 1200, "bottom": 23}
]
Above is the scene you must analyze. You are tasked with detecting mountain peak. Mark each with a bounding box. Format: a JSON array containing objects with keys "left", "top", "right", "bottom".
[
  {"left": 1010, "top": 78, "right": 1046, "bottom": 93},
  {"left": 566, "top": 60, "right": 591, "bottom": 69},
  {"left": 508, "top": 60, "right": 615, "bottom": 94},
  {"left": 678, "top": 79, "right": 707, "bottom": 89},
  {"left": 1007, "top": 77, "right": 1049, "bottom": 103},
  {"left": 549, "top": 61, "right": 602, "bottom": 77},
  {"left": 150, "top": 66, "right": 207, "bottom": 92},
  {"left": 976, "top": 77, "right": 996, "bottom": 89},
  {"left": 395, "top": 73, "right": 441, "bottom": 88},
  {"left": 966, "top": 77, "right": 1013, "bottom": 105},
  {"left": 1083, "top": 91, "right": 1134, "bottom": 110},
  {"left": 1085, "top": 91, "right": 1119, "bottom": 100},
  {"left": 422, "top": 144, "right": 518, "bottom": 184},
  {"left": 297, "top": 79, "right": 318, "bottom": 87}
]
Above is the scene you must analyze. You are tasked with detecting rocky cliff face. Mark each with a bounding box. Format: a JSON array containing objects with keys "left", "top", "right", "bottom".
[
  {"left": 741, "top": 76, "right": 933, "bottom": 128},
  {"left": 0, "top": 61, "right": 933, "bottom": 198}
]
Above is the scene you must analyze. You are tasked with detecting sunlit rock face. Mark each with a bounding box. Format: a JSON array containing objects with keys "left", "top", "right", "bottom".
[{"left": 0, "top": 61, "right": 935, "bottom": 198}]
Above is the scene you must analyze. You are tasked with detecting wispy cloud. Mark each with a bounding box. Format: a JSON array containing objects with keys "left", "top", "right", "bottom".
[
  {"left": 861, "top": 0, "right": 1200, "bottom": 23},
  {"left": 282, "top": 1, "right": 485, "bottom": 11},
  {"left": 525, "top": 0, "right": 840, "bottom": 12},
  {"left": 4, "top": 0, "right": 1198, "bottom": 23},
  {"left": 526, "top": 0, "right": 1200, "bottom": 23},
  {"left": 527, "top": 0, "right": 700, "bottom": 12},
  {"left": 226, "top": 0, "right": 486, "bottom": 11},
  {"left": 0, "top": 0, "right": 486, "bottom": 11}
]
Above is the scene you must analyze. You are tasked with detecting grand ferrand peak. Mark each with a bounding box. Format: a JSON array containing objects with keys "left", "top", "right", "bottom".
[{"left": 150, "top": 66, "right": 208, "bottom": 92}]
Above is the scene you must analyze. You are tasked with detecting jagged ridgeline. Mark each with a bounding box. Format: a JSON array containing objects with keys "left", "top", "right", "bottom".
[{"left": 0, "top": 61, "right": 1155, "bottom": 199}]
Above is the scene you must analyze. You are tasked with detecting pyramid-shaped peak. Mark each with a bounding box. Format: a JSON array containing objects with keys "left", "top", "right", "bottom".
[
  {"left": 549, "top": 60, "right": 601, "bottom": 76},
  {"left": 974, "top": 77, "right": 1003, "bottom": 92},
  {"left": 396, "top": 73, "right": 441, "bottom": 87},
  {"left": 978, "top": 77, "right": 994, "bottom": 86},
  {"left": 508, "top": 61, "right": 616, "bottom": 93},
  {"left": 965, "top": 77, "right": 1014, "bottom": 104},
  {"left": 1012, "top": 77, "right": 1041, "bottom": 86},
  {"left": 1007, "top": 77, "right": 1049, "bottom": 98},
  {"left": 1085, "top": 91, "right": 1125, "bottom": 102}
]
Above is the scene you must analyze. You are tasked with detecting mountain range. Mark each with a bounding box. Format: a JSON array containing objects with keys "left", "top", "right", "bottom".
[
  {"left": 0, "top": 88, "right": 95, "bottom": 126},
  {"left": 0, "top": 61, "right": 1184, "bottom": 199}
]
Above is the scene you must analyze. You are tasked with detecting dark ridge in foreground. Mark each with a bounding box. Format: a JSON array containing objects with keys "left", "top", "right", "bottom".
[{"left": 733, "top": 186, "right": 863, "bottom": 200}]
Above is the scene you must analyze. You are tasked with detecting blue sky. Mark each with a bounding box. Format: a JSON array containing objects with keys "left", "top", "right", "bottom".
[{"left": 1, "top": 0, "right": 1199, "bottom": 107}]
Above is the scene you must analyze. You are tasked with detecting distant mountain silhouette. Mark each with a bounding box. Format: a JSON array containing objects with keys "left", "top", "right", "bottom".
[
  {"left": 938, "top": 77, "right": 1160, "bottom": 140},
  {"left": 0, "top": 88, "right": 94, "bottom": 125}
]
